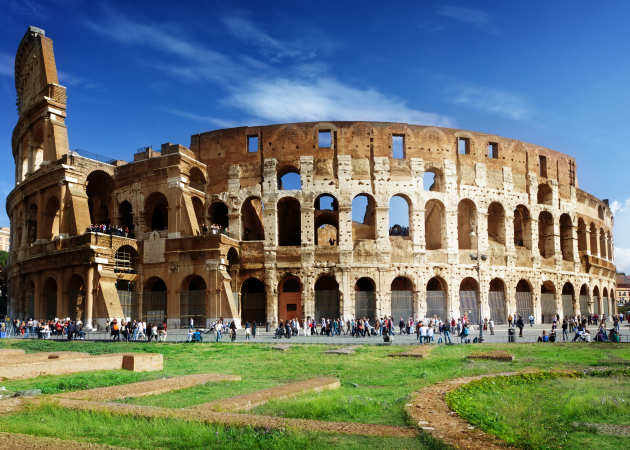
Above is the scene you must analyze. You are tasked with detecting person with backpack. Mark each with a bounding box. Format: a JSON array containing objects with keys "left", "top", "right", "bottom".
[{"left": 516, "top": 316, "right": 525, "bottom": 337}]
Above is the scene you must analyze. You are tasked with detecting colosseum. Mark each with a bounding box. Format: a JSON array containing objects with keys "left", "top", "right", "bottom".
[{"left": 6, "top": 26, "right": 617, "bottom": 329}]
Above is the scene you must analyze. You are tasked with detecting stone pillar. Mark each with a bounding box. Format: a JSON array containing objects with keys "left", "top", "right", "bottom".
[
  {"left": 265, "top": 269, "right": 278, "bottom": 327},
  {"left": 85, "top": 266, "right": 94, "bottom": 329},
  {"left": 532, "top": 286, "right": 541, "bottom": 324},
  {"left": 34, "top": 272, "right": 43, "bottom": 319},
  {"left": 531, "top": 217, "right": 540, "bottom": 258},
  {"left": 446, "top": 205, "right": 458, "bottom": 264},
  {"left": 553, "top": 213, "right": 562, "bottom": 265},
  {"left": 341, "top": 269, "right": 351, "bottom": 320},
  {"left": 338, "top": 204, "right": 353, "bottom": 251},
  {"left": 56, "top": 271, "right": 64, "bottom": 319},
  {"left": 477, "top": 208, "right": 489, "bottom": 255}
]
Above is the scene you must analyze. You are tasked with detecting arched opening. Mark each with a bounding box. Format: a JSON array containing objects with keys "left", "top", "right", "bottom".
[
  {"left": 579, "top": 284, "right": 589, "bottom": 315},
  {"left": 488, "top": 202, "right": 506, "bottom": 246},
  {"left": 538, "top": 211, "right": 554, "bottom": 258},
  {"left": 27, "top": 204, "right": 37, "bottom": 244},
  {"left": 118, "top": 201, "right": 134, "bottom": 234},
  {"left": 278, "top": 275, "right": 302, "bottom": 323},
  {"left": 391, "top": 277, "right": 414, "bottom": 320},
  {"left": 315, "top": 194, "right": 339, "bottom": 246},
  {"left": 352, "top": 194, "right": 376, "bottom": 240},
  {"left": 423, "top": 168, "right": 443, "bottom": 192},
  {"left": 425, "top": 199, "right": 445, "bottom": 250},
  {"left": 192, "top": 197, "right": 205, "bottom": 232},
  {"left": 189, "top": 167, "right": 206, "bottom": 192},
  {"left": 589, "top": 223, "right": 598, "bottom": 256},
  {"left": 144, "top": 192, "right": 169, "bottom": 232},
  {"left": 610, "top": 289, "right": 615, "bottom": 316},
  {"left": 227, "top": 247, "right": 240, "bottom": 267},
  {"left": 355, "top": 277, "right": 376, "bottom": 320},
  {"left": 181, "top": 275, "right": 206, "bottom": 328},
  {"left": 426, "top": 276, "right": 447, "bottom": 320},
  {"left": 541, "top": 281, "right": 556, "bottom": 323},
  {"left": 22, "top": 280, "right": 35, "bottom": 319},
  {"left": 561, "top": 282, "right": 575, "bottom": 318},
  {"left": 115, "top": 245, "right": 138, "bottom": 273},
  {"left": 314, "top": 275, "right": 340, "bottom": 320},
  {"left": 537, "top": 183, "right": 552, "bottom": 205},
  {"left": 241, "top": 278, "right": 267, "bottom": 325},
  {"left": 559, "top": 214, "right": 573, "bottom": 261},
  {"left": 143, "top": 277, "right": 167, "bottom": 324},
  {"left": 68, "top": 274, "right": 86, "bottom": 322},
  {"left": 457, "top": 199, "right": 477, "bottom": 250},
  {"left": 599, "top": 228, "right": 607, "bottom": 260},
  {"left": 209, "top": 202, "right": 229, "bottom": 233},
  {"left": 513, "top": 205, "right": 531, "bottom": 249},
  {"left": 86, "top": 171, "right": 114, "bottom": 225},
  {"left": 593, "top": 286, "right": 601, "bottom": 315},
  {"left": 42, "top": 196, "right": 60, "bottom": 240},
  {"left": 607, "top": 232, "right": 613, "bottom": 262},
  {"left": 43, "top": 277, "right": 57, "bottom": 320},
  {"left": 598, "top": 205, "right": 604, "bottom": 220},
  {"left": 459, "top": 277, "right": 480, "bottom": 323},
  {"left": 278, "top": 197, "right": 301, "bottom": 246},
  {"left": 278, "top": 166, "right": 301, "bottom": 190},
  {"left": 116, "top": 280, "right": 137, "bottom": 319},
  {"left": 577, "top": 218, "right": 587, "bottom": 252},
  {"left": 602, "top": 287, "right": 609, "bottom": 317},
  {"left": 389, "top": 195, "right": 410, "bottom": 237},
  {"left": 241, "top": 197, "right": 264, "bottom": 241},
  {"left": 515, "top": 279, "right": 533, "bottom": 320},
  {"left": 489, "top": 278, "right": 507, "bottom": 324}
]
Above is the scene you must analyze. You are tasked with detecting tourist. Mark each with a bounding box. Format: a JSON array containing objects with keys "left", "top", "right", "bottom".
[
  {"left": 538, "top": 330, "right": 549, "bottom": 342},
  {"left": 562, "top": 319, "right": 569, "bottom": 341},
  {"left": 529, "top": 313, "right": 535, "bottom": 327},
  {"left": 489, "top": 318, "right": 495, "bottom": 335}
]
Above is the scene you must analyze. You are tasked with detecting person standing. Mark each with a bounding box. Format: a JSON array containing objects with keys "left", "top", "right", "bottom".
[
  {"left": 252, "top": 321, "right": 256, "bottom": 339},
  {"left": 516, "top": 315, "right": 524, "bottom": 338},
  {"left": 245, "top": 321, "right": 251, "bottom": 341},
  {"left": 489, "top": 318, "right": 495, "bottom": 335},
  {"left": 562, "top": 318, "right": 569, "bottom": 341}
]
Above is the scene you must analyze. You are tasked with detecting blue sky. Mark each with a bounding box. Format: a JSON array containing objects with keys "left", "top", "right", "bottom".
[{"left": 1, "top": 1, "right": 629, "bottom": 269}]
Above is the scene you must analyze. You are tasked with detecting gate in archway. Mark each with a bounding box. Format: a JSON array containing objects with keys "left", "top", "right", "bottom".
[
  {"left": 515, "top": 291, "right": 533, "bottom": 319},
  {"left": 426, "top": 291, "right": 446, "bottom": 321},
  {"left": 541, "top": 293, "right": 556, "bottom": 323},
  {"left": 314, "top": 290, "right": 339, "bottom": 320},
  {"left": 391, "top": 291, "right": 413, "bottom": 321},
  {"left": 579, "top": 295, "right": 589, "bottom": 315},
  {"left": 562, "top": 295, "right": 574, "bottom": 318},
  {"left": 355, "top": 292, "right": 376, "bottom": 320},
  {"left": 459, "top": 290, "right": 479, "bottom": 323},
  {"left": 488, "top": 291, "right": 506, "bottom": 324}
]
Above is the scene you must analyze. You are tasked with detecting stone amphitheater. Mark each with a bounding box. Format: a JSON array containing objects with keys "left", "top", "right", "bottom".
[{"left": 6, "top": 26, "right": 616, "bottom": 330}]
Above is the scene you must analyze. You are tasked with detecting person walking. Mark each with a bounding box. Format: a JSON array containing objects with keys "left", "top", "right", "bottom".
[
  {"left": 245, "top": 321, "right": 251, "bottom": 340},
  {"left": 516, "top": 315, "right": 524, "bottom": 338},
  {"left": 562, "top": 318, "right": 569, "bottom": 341},
  {"left": 489, "top": 318, "right": 495, "bottom": 335},
  {"left": 215, "top": 322, "right": 222, "bottom": 342}
]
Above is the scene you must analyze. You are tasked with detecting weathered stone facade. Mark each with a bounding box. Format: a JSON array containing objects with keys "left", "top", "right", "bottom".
[{"left": 6, "top": 27, "right": 616, "bottom": 329}]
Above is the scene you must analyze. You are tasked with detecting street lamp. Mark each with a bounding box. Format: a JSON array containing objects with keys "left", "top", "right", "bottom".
[{"left": 470, "top": 227, "right": 487, "bottom": 343}]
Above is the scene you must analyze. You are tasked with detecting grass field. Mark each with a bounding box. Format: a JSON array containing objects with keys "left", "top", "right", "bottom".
[{"left": 0, "top": 339, "right": 629, "bottom": 448}]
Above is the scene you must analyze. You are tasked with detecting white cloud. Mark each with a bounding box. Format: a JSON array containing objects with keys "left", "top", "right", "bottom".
[
  {"left": 451, "top": 84, "right": 531, "bottom": 120},
  {"left": 615, "top": 247, "right": 630, "bottom": 274},
  {"left": 161, "top": 108, "right": 238, "bottom": 129},
  {"left": 224, "top": 77, "right": 453, "bottom": 126},
  {"left": 58, "top": 71, "right": 99, "bottom": 89},
  {"left": 0, "top": 53, "right": 14, "bottom": 77},
  {"left": 436, "top": 5, "right": 493, "bottom": 30}
]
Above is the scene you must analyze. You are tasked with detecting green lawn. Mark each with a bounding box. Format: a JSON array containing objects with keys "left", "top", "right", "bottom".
[
  {"left": 0, "top": 339, "right": 629, "bottom": 448},
  {"left": 447, "top": 370, "right": 630, "bottom": 449}
]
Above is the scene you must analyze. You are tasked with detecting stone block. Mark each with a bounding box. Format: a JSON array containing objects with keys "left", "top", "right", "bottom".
[{"left": 122, "top": 353, "right": 163, "bottom": 372}]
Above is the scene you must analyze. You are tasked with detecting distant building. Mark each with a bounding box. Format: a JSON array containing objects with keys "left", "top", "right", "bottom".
[
  {"left": 616, "top": 273, "right": 630, "bottom": 306},
  {"left": 0, "top": 227, "right": 10, "bottom": 252}
]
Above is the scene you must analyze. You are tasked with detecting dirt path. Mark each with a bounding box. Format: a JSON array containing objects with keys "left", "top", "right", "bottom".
[
  {"left": 192, "top": 376, "right": 340, "bottom": 412},
  {"left": 57, "top": 373, "right": 241, "bottom": 401},
  {"left": 38, "top": 397, "right": 418, "bottom": 437},
  {"left": 0, "top": 431, "right": 124, "bottom": 449}
]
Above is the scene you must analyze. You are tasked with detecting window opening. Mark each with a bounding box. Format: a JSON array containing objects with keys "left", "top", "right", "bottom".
[
  {"left": 392, "top": 135, "right": 404, "bottom": 159},
  {"left": 458, "top": 137, "right": 470, "bottom": 155},
  {"left": 247, "top": 135, "right": 259, "bottom": 153},
  {"left": 539, "top": 155, "right": 547, "bottom": 178},
  {"left": 318, "top": 130, "right": 331, "bottom": 148},
  {"left": 488, "top": 142, "right": 498, "bottom": 159}
]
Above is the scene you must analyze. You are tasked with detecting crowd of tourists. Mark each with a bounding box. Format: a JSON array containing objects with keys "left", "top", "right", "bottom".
[
  {"left": 535, "top": 313, "right": 624, "bottom": 343},
  {"left": 86, "top": 224, "right": 134, "bottom": 238},
  {"left": 105, "top": 318, "right": 168, "bottom": 342},
  {"left": 1, "top": 317, "right": 86, "bottom": 340},
  {"left": 199, "top": 223, "right": 227, "bottom": 236}
]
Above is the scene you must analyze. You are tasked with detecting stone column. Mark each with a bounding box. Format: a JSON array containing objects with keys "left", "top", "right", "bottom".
[
  {"left": 85, "top": 266, "right": 94, "bottom": 329},
  {"left": 56, "top": 271, "right": 64, "bottom": 319}
]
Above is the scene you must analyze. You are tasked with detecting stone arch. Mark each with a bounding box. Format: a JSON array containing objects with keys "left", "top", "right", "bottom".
[
  {"left": 559, "top": 214, "right": 574, "bottom": 261},
  {"left": 579, "top": 284, "right": 589, "bottom": 315},
  {"left": 488, "top": 202, "right": 506, "bottom": 246},
  {"left": 86, "top": 170, "right": 114, "bottom": 225},
  {"left": 278, "top": 275, "right": 302, "bottom": 324},
  {"left": 425, "top": 199, "right": 445, "bottom": 250},
  {"left": 541, "top": 280, "right": 557, "bottom": 323},
  {"left": 27, "top": 203, "right": 37, "bottom": 244},
  {"left": 513, "top": 205, "right": 531, "bottom": 249},
  {"left": 241, "top": 196, "right": 264, "bottom": 241},
  {"left": 457, "top": 199, "right": 477, "bottom": 250},
  {"left": 515, "top": 279, "right": 533, "bottom": 320},
  {"left": 226, "top": 247, "right": 240, "bottom": 267},
  {"left": 389, "top": 194, "right": 411, "bottom": 237},
  {"left": 189, "top": 167, "right": 206, "bottom": 191},
  {"left": 537, "top": 183, "right": 552, "bottom": 205},
  {"left": 391, "top": 276, "right": 414, "bottom": 321},
  {"left": 42, "top": 277, "right": 57, "bottom": 320},
  {"left": 426, "top": 276, "right": 447, "bottom": 321},
  {"left": 42, "top": 195, "right": 60, "bottom": 240},
  {"left": 114, "top": 245, "right": 138, "bottom": 273},
  {"left": 489, "top": 278, "right": 507, "bottom": 324},
  {"left": 352, "top": 193, "right": 376, "bottom": 240},
  {"left": 599, "top": 227, "right": 607, "bottom": 260},
  {"left": 209, "top": 201, "right": 229, "bottom": 232},
  {"left": 180, "top": 275, "right": 206, "bottom": 328},
  {"left": 314, "top": 275, "right": 340, "bottom": 320},
  {"left": 423, "top": 167, "right": 444, "bottom": 192},
  {"left": 277, "top": 165, "right": 301, "bottom": 190},
  {"left": 143, "top": 276, "right": 167, "bottom": 323},
  {"left": 144, "top": 192, "right": 169, "bottom": 232},
  {"left": 277, "top": 197, "right": 301, "bottom": 246},
  {"left": 354, "top": 277, "right": 376, "bottom": 320},
  {"left": 118, "top": 200, "right": 134, "bottom": 233},
  {"left": 68, "top": 274, "right": 86, "bottom": 322},
  {"left": 192, "top": 196, "right": 204, "bottom": 231},
  {"left": 314, "top": 194, "right": 338, "bottom": 246},
  {"left": 538, "top": 211, "right": 554, "bottom": 258},
  {"left": 561, "top": 282, "right": 575, "bottom": 318},
  {"left": 241, "top": 277, "right": 267, "bottom": 325},
  {"left": 589, "top": 222, "right": 598, "bottom": 256},
  {"left": 577, "top": 218, "right": 587, "bottom": 252},
  {"left": 459, "top": 277, "right": 480, "bottom": 323}
]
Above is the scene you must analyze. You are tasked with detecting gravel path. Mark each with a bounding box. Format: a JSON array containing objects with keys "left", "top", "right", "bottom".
[
  {"left": 57, "top": 373, "right": 241, "bottom": 401},
  {"left": 0, "top": 432, "right": 123, "bottom": 449},
  {"left": 193, "top": 377, "right": 340, "bottom": 412}
]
